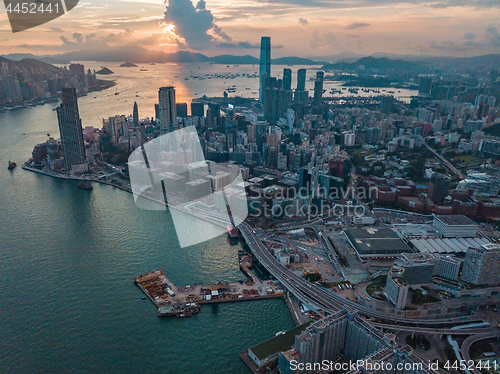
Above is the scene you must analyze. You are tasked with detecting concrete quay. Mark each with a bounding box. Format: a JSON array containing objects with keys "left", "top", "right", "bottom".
[{"left": 134, "top": 268, "right": 284, "bottom": 318}]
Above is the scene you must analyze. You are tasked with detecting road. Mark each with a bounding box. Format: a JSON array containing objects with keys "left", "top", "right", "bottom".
[
  {"left": 239, "top": 221, "right": 486, "bottom": 329},
  {"left": 461, "top": 331, "right": 500, "bottom": 373},
  {"left": 424, "top": 139, "right": 465, "bottom": 180}
]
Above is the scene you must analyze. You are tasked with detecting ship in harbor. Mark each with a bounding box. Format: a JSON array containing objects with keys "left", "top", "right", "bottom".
[
  {"left": 77, "top": 182, "right": 93, "bottom": 190},
  {"left": 8, "top": 161, "right": 16, "bottom": 170}
]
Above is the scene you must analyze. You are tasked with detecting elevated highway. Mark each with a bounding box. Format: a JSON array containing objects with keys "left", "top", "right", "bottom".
[{"left": 239, "top": 221, "right": 484, "bottom": 327}]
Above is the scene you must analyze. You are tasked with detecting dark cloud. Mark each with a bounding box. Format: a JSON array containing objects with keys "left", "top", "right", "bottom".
[
  {"left": 60, "top": 35, "right": 76, "bottom": 46},
  {"left": 213, "top": 25, "right": 232, "bottom": 42},
  {"left": 299, "top": 18, "right": 308, "bottom": 26},
  {"left": 104, "top": 29, "right": 134, "bottom": 44},
  {"left": 464, "top": 32, "right": 476, "bottom": 40},
  {"left": 217, "top": 41, "right": 283, "bottom": 49},
  {"left": 218, "top": 41, "right": 258, "bottom": 49},
  {"left": 73, "top": 33, "right": 84, "bottom": 44},
  {"left": 429, "top": 0, "right": 500, "bottom": 8},
  {"left": 163, "top": 0, "right": 262, "bottom": 50},
  {"left": 486, "top": 26, "right": 500, "bottom": 46},
  {"left": 163, "top": 0, "right": 216, "bottom": 49},
  {"left": 428, "top": 3, "right": 449, "bottom": 8},
  {"left": 345, "top": 22, "right": 370, "bottom": 30}
]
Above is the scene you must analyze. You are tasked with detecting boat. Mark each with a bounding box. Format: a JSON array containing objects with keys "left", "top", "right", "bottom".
[
  {"left": 114, "top": 92, "right": 119, "bottom": 95},
  {"left": 78, "top": 182, "right": 93, "bottom": 190},
  {"left": 8, "top": 161, "right": 16, "bottom": 170},
  {"left": 140, "top": 68, "right": 148, "bottom": 71}
]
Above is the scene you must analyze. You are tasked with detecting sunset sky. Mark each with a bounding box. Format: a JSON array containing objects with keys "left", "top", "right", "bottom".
[{"left": 1, "top": 0, "right": 500, "bottom": 59}]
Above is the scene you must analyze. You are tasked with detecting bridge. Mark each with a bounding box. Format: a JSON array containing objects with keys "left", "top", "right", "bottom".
[{"left": 424, "top": 139, "right": 465, "bottom": 180}]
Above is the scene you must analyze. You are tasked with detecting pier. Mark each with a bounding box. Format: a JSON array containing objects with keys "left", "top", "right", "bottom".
[{"left": 134, "top": 258, "right": 284, "bottom": 318}]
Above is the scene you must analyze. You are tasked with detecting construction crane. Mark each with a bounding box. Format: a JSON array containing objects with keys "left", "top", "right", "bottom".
[{"left": 275, "top": 229, "right": 291, "bottom": 247}]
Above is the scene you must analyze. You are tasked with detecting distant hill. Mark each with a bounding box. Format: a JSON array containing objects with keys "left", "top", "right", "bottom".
[
  {"left": 1, "top": 53, "right": 70, "bottom": 64},
  {"left": 96, "top": 67, "right": 114, "bottom": 75},
  {"left": 210, "top": 54, "right": 259, "bottom": 64},
  {"left": 120, "top": 61, "right": 138, "bottom": 67},
  {"left": 7, "top": 48, "right": 500, "bottom": 72},
  {"left": 322, "top": 56, "right": 418, "bottom": 71},
  {"left": 272, "top": 56, "right": 325, "bottom": 65},
  {"left": 5, "top": 46, "right": 323, "bottom": 65},
  {"left": 0, "top": 56, "right": 62, "bottom": 73},
  {"left": 418, "top": 54, "right": 500, "bottom": 70}
]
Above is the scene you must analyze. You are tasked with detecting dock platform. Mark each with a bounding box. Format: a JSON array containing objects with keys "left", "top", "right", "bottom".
[{"left": 134, "top": 266, "right": 284, "bottom": 318}]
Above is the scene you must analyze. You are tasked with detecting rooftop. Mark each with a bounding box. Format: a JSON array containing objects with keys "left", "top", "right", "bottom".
[
  {"left": 344, "top": 228, "right": 412, "bottom": 256},
  {"left": 410, "top": 237, "right": 491, "bottom": 254},
  {"left": 249, "top": 322, "right": 311, "bottom": 361},
  {"left": 434, "top": 215, "right": 477, "bottom": 226}
]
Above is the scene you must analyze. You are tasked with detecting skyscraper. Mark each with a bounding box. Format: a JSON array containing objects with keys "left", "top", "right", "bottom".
[
  {"left": 296, "top": 69, "right": 306, "bottom": 91},
  {"left": 176, "top": 103, "right": 188, "bottom": 118},
  {"left": 56, "top": 87, "right": 86, "bottom": 171},
  {"left": 313, "top": 71, "right": 324, "bottom": 106},
  {"left": 282, "top": 68, "right": 292, "bottom": 91},
  {"left": 461, "top": 244, "right": 500, "bottom": 285},
  {"left": 294, "top": 69, "right": 308, "bottom": 104},
  {"left": 133, "top": 101, "right": 139, "bottom": 128},
  {"left": 158, "top": 86, "right": 177, "bottom": 131},
  {"left": 380, "top": 95, "right": 393, "bottom": 114},
  {"left": 427, "top": 173, "right": 449, "bottom": 205},
  {"left": 191, "top": 102, "right": 204, "bottom": 117},
  {"left": 259, "top": 36, "right": 271, "bottom": 103}
]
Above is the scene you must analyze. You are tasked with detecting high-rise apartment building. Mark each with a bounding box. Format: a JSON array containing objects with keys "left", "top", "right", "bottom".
[
  {"left": 461, "top": 244, "right": 500, "bottom": 285},
  {"left": 296, "top": 69, "right": 306, "bottom": 91},
  {"left": 282, "top": 68, "right": 292, "bottom": 91},
  {"left": 158, "top": 86, "right": 176, "bottom": 131},
  {"left": 313, "top": 71, "right": 324, "bottom": 106},
  {"left": 56, "top": 87, "right": 86, "bottom": 171},
  {"left": 427, "top": 173, "right": 450, "bottom": 205}
]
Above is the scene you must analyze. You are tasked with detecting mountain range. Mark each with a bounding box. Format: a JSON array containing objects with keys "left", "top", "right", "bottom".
[
  {"left": 1, "top": 46, "right": 324, "bottom": 66},
  {"left": 3, "top": 46, "right": 500, "bottom": 73}
]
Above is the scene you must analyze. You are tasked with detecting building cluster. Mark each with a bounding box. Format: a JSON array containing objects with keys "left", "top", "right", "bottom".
[
  {"left": 0, "top": 59, "right": 101, "bottom": 109},
  {"left": 384, "top": 242, "right": 500, "bottom": 309},
  {"left": 342, "top": 213, "right": 500, "bottom": 308},
  {"left": 359, "top": 168, "right": 500, "bottom": 220},
  {"left": 274, "top": 310, "right": 433, "bottom": 374}
]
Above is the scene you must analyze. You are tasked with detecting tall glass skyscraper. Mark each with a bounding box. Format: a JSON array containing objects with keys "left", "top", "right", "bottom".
[
  {"left": 259, "top": 36, "right": 271, "bottom": 103},
  {"left": 56, "top": 87, "right": 86, "bottom": 171},
  {"left": 133, "top": 101, "right": 139, "bottom": 128}
]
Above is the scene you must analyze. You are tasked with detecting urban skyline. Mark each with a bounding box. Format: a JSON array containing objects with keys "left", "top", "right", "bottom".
[
  {"left": 1, "top": 0, "right": 500, "bottom": 58},
  {"left": 5, "top": 0, "right": 500, "bottom": 373}
]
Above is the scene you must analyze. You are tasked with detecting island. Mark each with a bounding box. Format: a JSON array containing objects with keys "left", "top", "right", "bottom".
[
  {"left": 119, "top": 61, "right": 138, "bottom": 67},
  {"left": 96, "top": 67, "right": 114, "bottom": 75}
]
